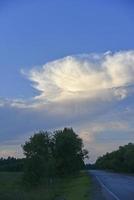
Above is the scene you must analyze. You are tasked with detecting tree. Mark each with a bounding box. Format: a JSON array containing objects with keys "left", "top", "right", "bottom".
[
  {"left": 95, "top": 143, "right": 134, "bottom": 173},
  {"left": 0, "top": 157, "right": 24, "bottom": 172},
  {"left": 53, "top": 128, "right": 88, "bottom": 175},
  {"left": 22, "top": 128, "right": 88, "bottom": 185},
  {"left": 23, "top": 131, "right": 53, "bottom": 185}
]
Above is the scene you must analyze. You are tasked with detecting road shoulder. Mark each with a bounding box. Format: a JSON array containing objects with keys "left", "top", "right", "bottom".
[{"left": 90, "top": 172, "right": 106, "bottom": 200}]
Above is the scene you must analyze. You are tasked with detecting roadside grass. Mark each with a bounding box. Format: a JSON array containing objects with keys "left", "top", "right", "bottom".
[
  {"left": 0, "top": 171, "right": 91, "bottom": 200},
  {"left": 56, "top": 171, "right": 91, "bottom": 200}
]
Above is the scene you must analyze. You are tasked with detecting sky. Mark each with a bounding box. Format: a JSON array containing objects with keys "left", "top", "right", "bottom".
[{"left": 0, "top": 0, "right": 134, "bottom": 162}]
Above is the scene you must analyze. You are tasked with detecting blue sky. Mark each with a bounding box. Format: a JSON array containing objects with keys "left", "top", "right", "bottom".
[
  {"left": 0, "top": 0, "right": 134, "bottom": 98},
  {"left": 0, "top": 0, "right": 134, "bottom": 161}
]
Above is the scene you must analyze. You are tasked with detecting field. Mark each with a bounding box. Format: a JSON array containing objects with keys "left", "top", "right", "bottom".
[{"left": 0, "top": 171, "right": 91, "bottom": 200}]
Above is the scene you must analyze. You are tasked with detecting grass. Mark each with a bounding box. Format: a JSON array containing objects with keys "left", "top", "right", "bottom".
[
  {"left": 0, "top": 171, "right": 91, "bottom": 200},
  {"left": 56, "top": 171, "right": 91, "bottom": 200}
]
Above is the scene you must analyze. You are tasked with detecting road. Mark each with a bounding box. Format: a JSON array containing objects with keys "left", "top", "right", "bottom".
[{"left": 89, "top": 170, "right": 134, "bottom": 200}]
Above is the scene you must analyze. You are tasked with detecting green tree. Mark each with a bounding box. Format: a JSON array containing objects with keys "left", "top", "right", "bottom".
[
  {"left": 22, "top": 128, "right": 88, "bottom": 185},
  {"left": 95, "top": 143, "right": 134, "bottom": 173},
  {"left": 53, "top": 128, "right": 88, "bottom": 175},
  {"left": 23, "top": 131, "right": 53, "bottom": 185}
]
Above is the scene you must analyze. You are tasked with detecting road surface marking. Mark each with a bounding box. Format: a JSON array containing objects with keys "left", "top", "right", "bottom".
[{"left": 95, "top": 175, "right": 120, "bottom": 200}]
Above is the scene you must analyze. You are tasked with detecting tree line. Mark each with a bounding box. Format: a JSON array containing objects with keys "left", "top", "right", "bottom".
[
  {"left": 0, "top": 157, "right": 24, "bottom": 172},
  {"left": 95, "top": 143, "right": 134, "bottom": 173},
  {"left": 2, "top": 129, "right": 134, "bottom": 186}
]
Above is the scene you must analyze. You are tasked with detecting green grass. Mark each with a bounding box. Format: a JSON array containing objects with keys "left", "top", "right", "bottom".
[
  {"left": 0, "top": 171, "right": 91, "bottom": 200},
  {"left": 56, "top": 171, "right": 91, "bottom": 200}
]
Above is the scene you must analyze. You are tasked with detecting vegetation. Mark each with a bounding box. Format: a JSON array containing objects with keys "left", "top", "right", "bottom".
[
  {"left": 0, "top": 171, "right": 91, "bottom": 200},
  {"left": 0, "top": 128, "right": 91, "bottom": 199},
  {"left": 23, "top": 131, "right": 53, "bottom": 185},
  {"left": 0, "top": 157, "right": 24, "bottom": 172},
  {"left": 23, "top": 128, "right": 88, "bottom": 185},
  {"left": 95, "top": 143, "right": 134, "bottom": 173},
  {"left": 53, "top": 128, "right": 88, "bottom": 176}
]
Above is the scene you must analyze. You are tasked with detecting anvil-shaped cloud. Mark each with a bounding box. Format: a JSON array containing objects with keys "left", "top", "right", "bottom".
[
  {"left": 0, "top": 50, "right": 134, "bottom": 162},
  {"left": 24, "top": 51, "right": 134, "bottom": 103}
]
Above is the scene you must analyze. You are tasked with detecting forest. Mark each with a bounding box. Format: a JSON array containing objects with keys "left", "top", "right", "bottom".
[{"left": 95, "top": 143, "right": 134, "bottom": 173}]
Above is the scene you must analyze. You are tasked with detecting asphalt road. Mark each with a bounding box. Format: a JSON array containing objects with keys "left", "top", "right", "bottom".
[{"left": 89, "top": 170, "right": 134, "bottom": 200}]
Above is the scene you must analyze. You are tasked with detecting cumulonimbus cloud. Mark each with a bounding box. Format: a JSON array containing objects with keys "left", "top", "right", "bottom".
[
  {"left": 23, "top": 50, "right": 134, "bottom": 103},
  {"left": 1, "top": 50, "right": 134, "bottom": 160}
]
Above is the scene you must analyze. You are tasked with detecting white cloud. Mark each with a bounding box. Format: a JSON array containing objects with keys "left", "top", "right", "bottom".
[
  {"left": 24, "top": 50, "right": 134, "bottom": 102},
  {"left": 1, "top": 50, "right": 134, "bottom": 161}
]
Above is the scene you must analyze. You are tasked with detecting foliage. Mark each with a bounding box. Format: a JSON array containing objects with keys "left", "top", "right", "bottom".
[
  {"left": 23, "top": 131, "right": 54, "bottom": 185},
  {"left": 0, "top": 157, "right": 24, "bottom": 172},
  {"left": 85, "top": 163, "right": 95, "bottom": 170},
  {"left": 95, "top": 143, "right": 134, "bottom": 173},
  {"left": 22, "top": 128, "right": 88, "bottom": 185},
  {"left": 53, "top": 128, "right": 88, "bottom": 175}
]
